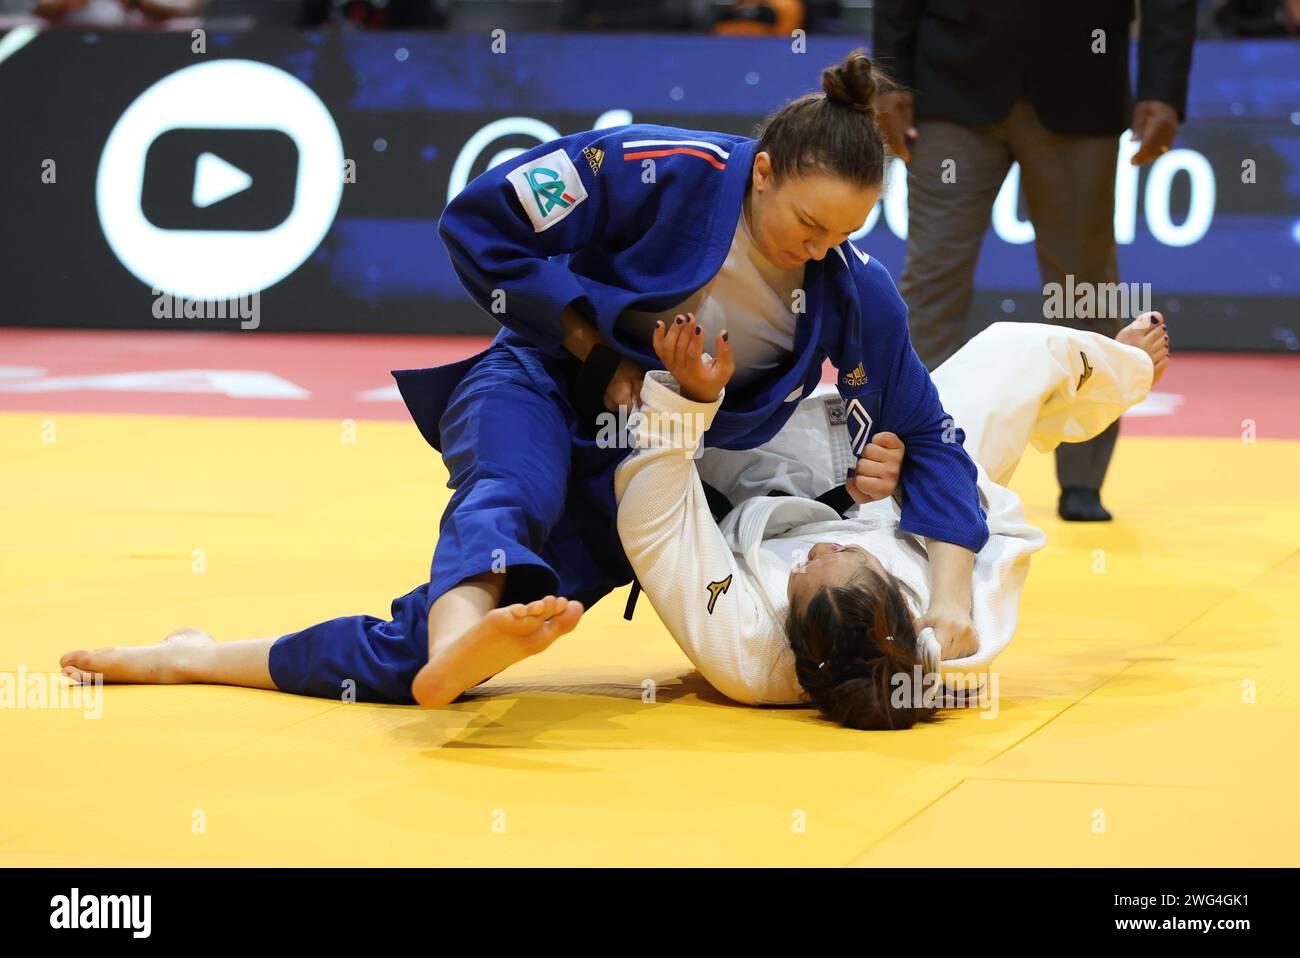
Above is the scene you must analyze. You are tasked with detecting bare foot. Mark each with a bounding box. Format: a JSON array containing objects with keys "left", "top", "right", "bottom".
[
  {"left": 411, "top": 596, "right": 584, "bottom": 708},
  {"left": 60, "top": 627, "right": 215, "bottom": 686},
  {"left": 1117, "top": 311, "right": 1171, "bottom": 387}
]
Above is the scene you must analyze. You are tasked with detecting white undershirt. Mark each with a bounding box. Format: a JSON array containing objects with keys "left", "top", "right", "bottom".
[{"left": 616, "top": 203, "right": 805, "bottom": 391}]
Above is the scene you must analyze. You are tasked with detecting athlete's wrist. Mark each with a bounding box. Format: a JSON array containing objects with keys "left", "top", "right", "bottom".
[
  {"left": 561, "top": 304, "right": 601, "bottom": 361},
  {"left": 679, "top": 381, "right": 722, "bottom": 404}
]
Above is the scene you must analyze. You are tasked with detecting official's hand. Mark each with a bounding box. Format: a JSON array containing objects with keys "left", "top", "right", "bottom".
[
  {"left": 603, "top": 357, "right": 645, "bottom": 413},
  {"left": 877, "top": 91, "right": 917, "bottom": 164},
  {"left": 651, "top": 313, "right": 735, "bottom": 403},
  {"left": 915, "top": 607, "right": 979, "bottom": 662},
  {"left": 1129, "top": 101, "right": 1179, "bottom": 165},
  {"left": 846, "top": 431, "right": 904, "bottom": 504}
]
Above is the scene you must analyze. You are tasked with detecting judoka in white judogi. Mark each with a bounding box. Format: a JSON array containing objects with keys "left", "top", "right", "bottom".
[{"left": 613, "top": 322, "right": 1154, "bottom": 707}]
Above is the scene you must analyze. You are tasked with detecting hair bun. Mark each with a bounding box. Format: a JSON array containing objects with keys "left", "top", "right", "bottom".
[{"left": 821, "top": 49, "right": 878, "bottom": 115}]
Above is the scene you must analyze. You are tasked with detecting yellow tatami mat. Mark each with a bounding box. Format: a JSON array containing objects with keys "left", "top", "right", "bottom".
[{"left": 2, "top": 411, "right": 1297, "bottom": 866}]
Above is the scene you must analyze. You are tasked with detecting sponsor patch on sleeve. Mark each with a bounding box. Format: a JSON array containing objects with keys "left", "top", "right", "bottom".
[
  {"left": 506, "top": 148, "right": 589, "bottom": 233},
  {"left": 706, "top": 575, "right": 733, "bottom": 614}
]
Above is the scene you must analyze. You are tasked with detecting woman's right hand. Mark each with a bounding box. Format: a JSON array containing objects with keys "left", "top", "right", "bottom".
[
  {"left": 651, "top": 313, "right": 735, "bottom": 403},
  {"left": 603, "top": 357, "right": 646, "bottom": 413}
]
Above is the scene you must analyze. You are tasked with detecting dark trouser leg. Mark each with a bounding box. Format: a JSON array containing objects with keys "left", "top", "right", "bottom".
[
  {"left": 429, "top": 351, "right": 574, "bottom": 612},
  {"left": 899, "top": 118, "right": 1013, "bottom": 370},
  {"left": 1005, "top": 98, "right": 1124, "bottom": 508},
  {"left": 1055, "top": 418, "right": 1120, "bottom": 494}
]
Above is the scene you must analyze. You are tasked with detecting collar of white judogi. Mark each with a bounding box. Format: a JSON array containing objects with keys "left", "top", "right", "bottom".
[{"left": 724, "top": 494, "right": 838, "bottom": 635}]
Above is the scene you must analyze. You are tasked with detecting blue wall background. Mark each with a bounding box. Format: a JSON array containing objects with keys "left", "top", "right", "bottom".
[{"left": 3, "top": 29, "right": 1297, "bottom": 350}]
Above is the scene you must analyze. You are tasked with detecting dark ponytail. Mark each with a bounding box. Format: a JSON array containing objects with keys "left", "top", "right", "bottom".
[
  {"left": 753, "top": 47, "right": 894, "bottom": 190},
  {"left": 785, "top": 567, "right": 944, "bottom": 730}
]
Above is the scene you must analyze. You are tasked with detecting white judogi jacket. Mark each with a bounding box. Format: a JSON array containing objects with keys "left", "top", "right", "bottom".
[{"left": 613, "top": 321, "right": 1154, "bottom": 706}]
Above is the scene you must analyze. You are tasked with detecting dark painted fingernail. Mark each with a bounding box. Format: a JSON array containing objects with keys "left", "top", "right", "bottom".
[
  {"left": 694, "top": 325, "right": 702, "bottom": 335},
  {"left": 847, "top": 467, "right": 855, "bottom": 478},
  {"left": 674, "top": 316, "right": 683, "bottom": 325},
  {"left": 722, "top": 331, "right": 729, "bottom": 342}
]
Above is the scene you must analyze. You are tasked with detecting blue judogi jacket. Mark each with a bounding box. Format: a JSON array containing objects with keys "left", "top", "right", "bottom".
[{"left": 394, "top": 122, "right": 988, "bottom": 553}]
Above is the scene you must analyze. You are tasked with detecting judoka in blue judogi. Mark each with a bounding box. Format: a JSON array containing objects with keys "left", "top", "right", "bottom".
[{"left": 266, "top": 122, "right": 989, "bottom": 703}]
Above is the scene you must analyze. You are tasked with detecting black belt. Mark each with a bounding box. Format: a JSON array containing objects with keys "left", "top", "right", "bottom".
[{"left": 622, "top": 480, "right": 855, "bottom": 621}]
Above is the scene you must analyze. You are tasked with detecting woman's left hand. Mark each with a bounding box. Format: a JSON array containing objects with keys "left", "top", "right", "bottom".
[
  {"left": 652, "top": 313, "right": 734, "bottom": 403},
  {"left": 846, "top": 432, "right": 904, "bottom": 504},
  {"left": 914, "top": 606, "right": 978, "bottom": 662}
]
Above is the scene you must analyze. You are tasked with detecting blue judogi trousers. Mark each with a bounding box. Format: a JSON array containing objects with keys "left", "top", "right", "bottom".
[{"left": 268, "top": 339, "right": 634, "bottom": 704}]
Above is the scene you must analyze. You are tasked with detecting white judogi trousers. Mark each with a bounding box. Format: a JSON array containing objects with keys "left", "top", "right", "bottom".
[{"left": 614, "top": 322, "right": 1154, "bottom": 706}]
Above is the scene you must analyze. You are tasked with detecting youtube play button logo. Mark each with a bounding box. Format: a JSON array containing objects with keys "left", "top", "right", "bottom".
[
  {"left": 96, "top": 59, "right": 344, "bottom": 301},
  {"left": 195, "top": 153, "right": 252, "bottom": 208},
  {"left": 140, "top": 128, "right": 299, "bottom": 231}
]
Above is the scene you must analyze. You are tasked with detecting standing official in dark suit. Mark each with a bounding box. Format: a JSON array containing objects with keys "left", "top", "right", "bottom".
[{"left": 873, "top": 0, "right": 1196, "bottom": 521}]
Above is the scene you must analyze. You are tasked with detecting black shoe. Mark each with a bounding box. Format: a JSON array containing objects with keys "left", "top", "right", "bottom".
[{"left": 1058, "top": 487, "right": 1112, "bottom": 522}]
